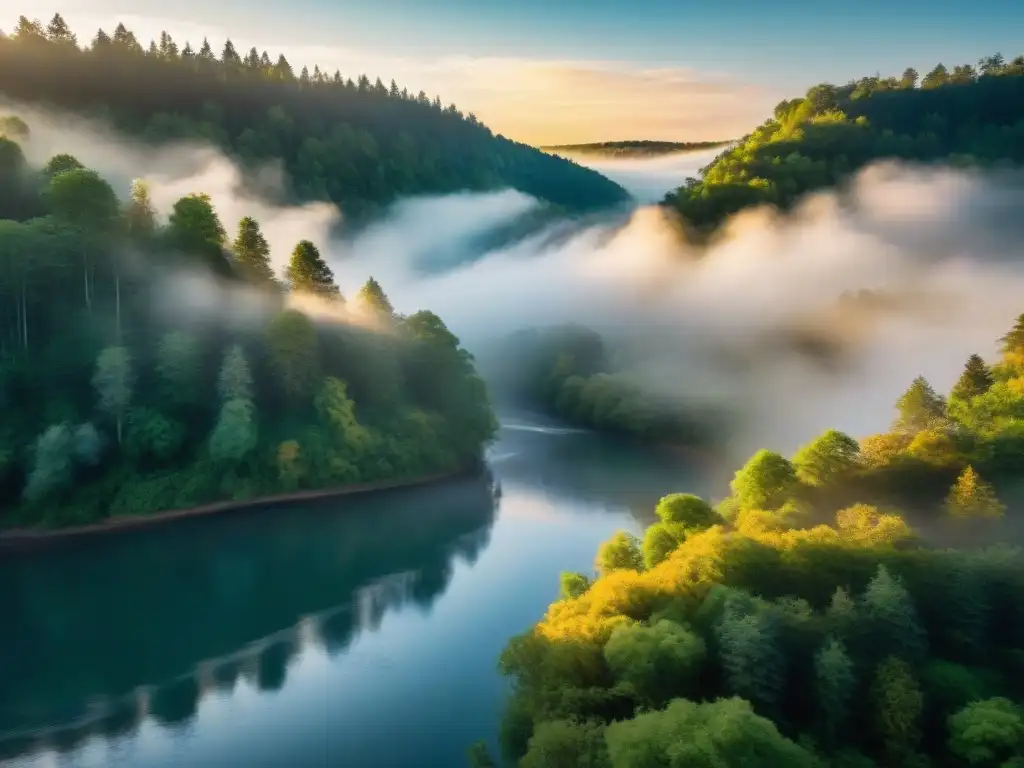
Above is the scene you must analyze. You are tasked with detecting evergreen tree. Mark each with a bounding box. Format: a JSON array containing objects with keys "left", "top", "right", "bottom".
[
  {"left": 355, "top": 277, "right": 394, "bottom": 315},
  {"left": 45, "top": 13, "right": 76, "bottom": 47},
  {"left": 1000, "top": 313, "right": 1024, "bottom": 358},
  {"left": 861, "top": 565, "right": 927, "bottom": 662},
  {"left": 950, "top": 354, "right": 993, "bottom": 401},
  {"left": 946, "top": 466, "right": 1005, "bottom": 520},
  {"left": 231, "top": 216, "right": 275, "bottom": 284},
  {"left": 123, "top": 179, "right": 156, "bottom": 241},
  {"left": 285, "top": 240, "right": 340, "bottom": 299},
  {"left": 893, "top": 376, "right": 946, "bottom": 434}
]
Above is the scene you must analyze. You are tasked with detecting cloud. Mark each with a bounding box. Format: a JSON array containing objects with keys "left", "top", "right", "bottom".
[
  {"left": 332, "top": 160, "right": 1024, "bottom": 463},
  {"left": 13, "top": 8, "right": 777, "bottom": 146}
]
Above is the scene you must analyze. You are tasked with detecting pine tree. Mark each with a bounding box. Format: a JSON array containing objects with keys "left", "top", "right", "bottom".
[
  {"left": 1000, "top": 313, "right": 1024, "bottom": 358},
  {"left": 893, "top": 376, "right": 946, "bottom": 434},
  {"left": 355, "top": 277, "right": 394, "bottom": 315},
  {"left": 231, "top": 217, "right": 275, "bottom": 284},
  {"left": 46, "top": 13, "right": 77, "bottom": 47},
  {"left": 221, "top": 39, "right": 240, "bottom": 65},
  {"left": 91, "top": 29, "right": 111, "bottom": 49},
  {"left": 285, "top": 240, "right": 340, "bottom": 299},
  {"left": 946, "top": 466, "right": 1005, "bottom": 520},
  {"left": 950, "top": 354, "right": 993, "bottom": 401}
]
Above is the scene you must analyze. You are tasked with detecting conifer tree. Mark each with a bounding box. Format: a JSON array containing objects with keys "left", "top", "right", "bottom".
[
  {"left": 893, "top": 376, "right": 946, "bottom": 434},
  {"left": 285, "top": 240, "right": 340, "bottom": 299},
  {"left": 1000, "top": 313, "right": 1024, "bottom": 358},
  {"left": 950, "top": 354, "right": 993, "bottom": 401},
  {"left": 946, "top": 466, "right": 1005, "bottom": 520},
  {"left": 231, "top": 217, "right": 275, "bottom": 285},
  {"left": 355, "top": 277, "right": 394, "bottom": 315}
]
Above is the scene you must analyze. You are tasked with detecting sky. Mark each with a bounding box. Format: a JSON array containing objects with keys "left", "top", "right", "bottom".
[{"left": 5, "top": 1, "right": 1023, "bottom": 145}]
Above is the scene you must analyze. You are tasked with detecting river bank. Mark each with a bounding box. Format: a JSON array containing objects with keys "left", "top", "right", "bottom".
[{"left": 0, "top": 467, "right": 476, "bottom": 552}]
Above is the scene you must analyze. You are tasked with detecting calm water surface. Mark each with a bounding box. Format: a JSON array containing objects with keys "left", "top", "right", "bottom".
[{"left": 0, "top": 419, "right": 707, "bottom": 767}]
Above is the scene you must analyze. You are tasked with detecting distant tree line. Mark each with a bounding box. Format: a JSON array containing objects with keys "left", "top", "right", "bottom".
[
  {"left": 0, "top": 14, "right": 628, "bottom": 221},
  {"left": 543, "top": 140, "right": 734, "bottom": 158}
]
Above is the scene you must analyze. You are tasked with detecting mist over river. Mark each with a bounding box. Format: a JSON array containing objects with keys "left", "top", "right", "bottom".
[{"left": 0, "top": 418, "right": 706, "bottom": 768}]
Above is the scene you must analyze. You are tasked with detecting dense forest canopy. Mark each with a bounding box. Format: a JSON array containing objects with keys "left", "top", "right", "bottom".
[
  {"left": 542, "top": 140, "right": 733, "bottom": 159},
  {"left": 481, "top": 313, "right": 1024, "bottom": 767},
  {"left": 0, "top": 14, "right": 628, "bottom": 221},
  {"left": 666, "top": 53, "right": 1024, "bottom": 233},
  {"left": 0, "top": 117, "right": 499, "bottom": 529}
]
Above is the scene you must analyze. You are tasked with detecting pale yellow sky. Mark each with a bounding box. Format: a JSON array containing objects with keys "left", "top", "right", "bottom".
[{"left": 14, "top": 9, "right": 780, "bottom": 145}]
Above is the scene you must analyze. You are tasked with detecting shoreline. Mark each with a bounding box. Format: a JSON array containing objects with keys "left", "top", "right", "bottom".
[{"left": 0, "top": 468, "right": 473, "bottom": 552}]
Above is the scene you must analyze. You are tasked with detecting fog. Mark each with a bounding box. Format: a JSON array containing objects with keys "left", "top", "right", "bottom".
[
  {"left": 10, "top": 101, "right": 1024, "bottom": 462},
  {"left": 549, "top": 146, "right": 727, "bottom": 204}
]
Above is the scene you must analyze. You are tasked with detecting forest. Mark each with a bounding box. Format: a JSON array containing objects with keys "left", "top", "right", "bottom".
[
  {"left": 542, "top": 141, "right": 733, "bottom": 158},
  {"left": 0, "top": 15, "right": 628, "bottom": 221},
  {"left": 665, "top": 53, "right": 1024, "bottom": 233},
  {"left": 0, "top": 116, "right": 498, "bottom": 529},
  {"left": 479, "top": 325, "right": 725, "bottom": 448},
  {"left": 476, "top": 317, "right": 1024, "bottom": 767}
]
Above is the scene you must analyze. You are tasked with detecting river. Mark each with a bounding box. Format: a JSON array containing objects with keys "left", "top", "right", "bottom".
[{"left": 0, "top": 418, "right": 707, "bottom": 768}]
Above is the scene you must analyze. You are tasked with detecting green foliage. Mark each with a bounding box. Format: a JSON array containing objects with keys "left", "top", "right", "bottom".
[
  {"left": 946, "top": 465, "right": 1005, "bottom": 520},
  {"left": 641, "top": 522, "right": 683, "bottom": 569},
  {"left": 559, "top": 572, "right": 591, "bottom": 600},
  {"left": 948, "top": 698, "right": 1024, "bottom": 767},
  {"left": 230, "top": 216, "right": 275, "bottom": 285},
  {"left": 166, "top": 193, "right": 229, "bottom": 272},
  {"left": 664, "top": 58, "right": 1024, "bottom": 233},
  {"left": 814, "top": 639, "right": 856, "bottom": 745},
  {"left": 42, "top": 153, "right": 83, "bottom": 179},
  {"left": 286, "top": 240, "right": 339, "bottom": 298},
  {"left": 0, "top": 137, "right": 496, "bottom": 526},
  {"left": 466, "top": 741, "right": 497, "bottom": 768},
  {"left": 730, "top": 449, "right": 797, "bottom": 510},
  {"left": 654, "top": 493, "right": 722, "bottom": 533},
  {"left": 0, "top": 19, "right": 627, "bottom": 216},
  {"left": 594, "top": 531, "right": 643, "bottom": 575},
  {"left": 45, "top": 167, "right": 119, "bottom": 235},
  {"left": 603, "top": 620, "right": 706, "bottom": 706},
  {"left": 951, "top": 354, "right": 995, "bottom": 402},
  {"left": 604, "top": 698, "right": 821, "bottom": 768},
  {"left": 520, "top": 719, "right": 610, "bottom": 768},
  {"left": 494, "top": 308, "right": 1024, "bottom": 768},
  {"left": 872, "top": 656, "right": 923, "bottom": 758},
  {"left": 792, "top": 428, "right": 860, "bottom": 487},
  {"left": 894, "top": 376, "right": 947, "bottom": 434}
]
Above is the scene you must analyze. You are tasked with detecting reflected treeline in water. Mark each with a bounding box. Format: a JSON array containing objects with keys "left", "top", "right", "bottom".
[
  {"left": 492, "top": 422, "right": 710, "bottom": 522},
  {"left": 0, "top": 473, "right": 498, "bottom": 760}
]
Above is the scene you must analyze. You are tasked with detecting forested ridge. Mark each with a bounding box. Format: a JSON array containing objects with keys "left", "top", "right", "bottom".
[
  {"left": 666, "top": 53, "right": 1024, "bottom": 233},
  {"left": 0, "top": 116, "right": 498, "bottom": 529},
  {"left": 0, "top": 14, "right": 628, "bottom": 221},
  {"left": 542, "top": 141, "right": 732, "bottom": 158},
  {"left": 475, "top": 318, "right": 1024, "bottom": 767}
]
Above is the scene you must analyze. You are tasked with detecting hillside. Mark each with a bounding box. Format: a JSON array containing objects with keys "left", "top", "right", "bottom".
[
  {"left": 0, "top": 120, "right": 499, "bottom": 529},
  {"left": 542, "top": 140, "right": 733, "bottom": 158},
  {"left": 0, "top": 15, "right": 628, "bottom": 220},
  {"left": 666, "top": 55, "right": 1024, "bottom": 233},
  {"left": 491, "top": 314, "right": 1024, "bottom": 768}
]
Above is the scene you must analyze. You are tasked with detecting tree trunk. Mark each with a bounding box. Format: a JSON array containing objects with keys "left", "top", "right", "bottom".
[
  {"left": 83, "top": 251, "right": 91, "bottom": 313},
  {"left": 115, "top": 271, "right": 121, "bottom": 342},
  {"left": 21, "top": 282, "right": 27, "bottom": 349},
  {"left": 116, "top": 411, "right": 122, "bottom": 446}
]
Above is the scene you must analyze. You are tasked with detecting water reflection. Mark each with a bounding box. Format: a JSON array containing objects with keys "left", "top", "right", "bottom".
[
  {"left": 493, "top": 422, "right": 712, "bottom": 523},
  {"left": 0, "top": 473, "right": 498, "bottom": 761}
]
